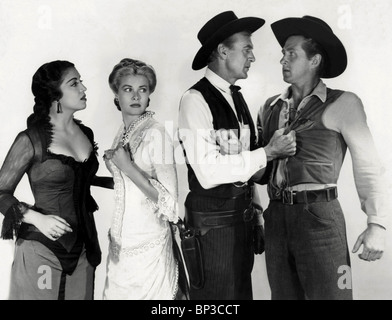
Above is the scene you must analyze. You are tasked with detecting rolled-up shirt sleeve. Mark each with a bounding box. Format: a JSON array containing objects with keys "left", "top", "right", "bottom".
[
  {"left": 0, "top": 132, "right": 34, "bottom": 239},
  {"left": 324, "top": 92, "right": 389, "bottom": 228},
  {"left": 178, "top": 89, "right": 267, "bottom": 189}
]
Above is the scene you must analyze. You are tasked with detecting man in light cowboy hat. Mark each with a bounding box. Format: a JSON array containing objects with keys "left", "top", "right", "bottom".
[
  {"left": 257, "top": 15, "right": 388, "bottom": 299},
  {"left": 178, "top": 11, "right": 296, "bottom": 299}
]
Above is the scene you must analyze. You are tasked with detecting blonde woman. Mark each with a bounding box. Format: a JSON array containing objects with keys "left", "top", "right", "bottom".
[{"left": 103, "top": 58, "right": 187, "bottom": 300}]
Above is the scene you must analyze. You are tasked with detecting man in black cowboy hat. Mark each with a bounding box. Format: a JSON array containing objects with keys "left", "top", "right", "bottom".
[
  {"left": 178, "top": 11, "right": 296, "bottom": 300},
  {"left": 258, "top": 15, "right": 388, "bottom": 300}
]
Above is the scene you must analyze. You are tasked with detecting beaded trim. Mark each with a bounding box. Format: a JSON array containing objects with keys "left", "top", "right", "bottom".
[
  {"left": 129, "top": 125, "right": 150, "bottom": 155},
  {"left": 109, "top": 111, "right": 155, "bottom": 256},
  {"left": 121, "top": 111, "right": 155, "bottom": 147},
  {"left": 118, "top": 229, "right": 168, "bottom": 257}
]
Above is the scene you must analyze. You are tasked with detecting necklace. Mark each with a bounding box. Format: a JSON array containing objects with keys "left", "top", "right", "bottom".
[{"left": 121, "top": 111, "right": 154, "bottom": 147}]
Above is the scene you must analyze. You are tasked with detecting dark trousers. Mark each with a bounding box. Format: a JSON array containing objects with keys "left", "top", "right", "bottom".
[
  {"left": 264, "top": 199, "right": 353, "bottom": 300},
  {"left": 185, "top": 193, "right": 254, "bottom": 300},
  {"left": 190, "top": 222, "right": 254, "bottom": 300}
]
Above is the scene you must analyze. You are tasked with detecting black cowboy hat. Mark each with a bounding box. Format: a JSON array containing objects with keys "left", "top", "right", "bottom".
[
  {"left": 271, "top": 15, "right": 347, "bottom": 78},
  {"left": 192, "top": 11, "right": 265, "bottom": 70}
]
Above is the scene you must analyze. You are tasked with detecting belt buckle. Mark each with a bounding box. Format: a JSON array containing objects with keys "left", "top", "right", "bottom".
[
  {"left": 326, "top": 187, "right": 338, "bottom": 201},
  {"left": 333, "top": 187, "right": 338, "bottom": 199},
  {"left": 282, "top": 190, "right": 294, "bottom": 205}
]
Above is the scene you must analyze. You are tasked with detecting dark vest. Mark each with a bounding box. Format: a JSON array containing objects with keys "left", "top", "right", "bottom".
[
  {"left": 181, "top": 77, "right": 257, "bottom": 200},
  {"left": 260, "top": 88, "right": 347, "bottom": 192}
]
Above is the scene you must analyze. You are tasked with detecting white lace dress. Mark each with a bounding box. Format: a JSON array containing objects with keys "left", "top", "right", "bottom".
[{"left": 103, "top": 111, "right": 179, "bottom": 300}]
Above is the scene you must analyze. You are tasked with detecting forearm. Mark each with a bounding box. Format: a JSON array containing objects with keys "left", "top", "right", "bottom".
[
  {"left": 198, "top": 149, "right": 267, "bottom": 188},
  {"left": 181, "top": 131, "right": 267, "bottom": 188},
  {"left": 121, "top": 165, "right": 159, "bottom": 202},
  {"left": 22, "top": 207, "right": 42, "bottom": 226},
  {"left": 0, "top": 199, "right": 25, "bottom": 239},
  {"left": 351, "top": 137, "right": 387, "bottom": 227},
  {"left": 326, "top": 92, "right": 389, "bottom": 228},
  {"left": 263, "top": 144, "right": 276, "bottom": 162},
  {"left": 0, "top": 132, "right": 36, "bottom": 238}
]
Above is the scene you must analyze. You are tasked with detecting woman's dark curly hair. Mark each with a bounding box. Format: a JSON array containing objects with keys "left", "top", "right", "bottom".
[{"left": 27, "top": 60, "right": 75, "bottom": 127}]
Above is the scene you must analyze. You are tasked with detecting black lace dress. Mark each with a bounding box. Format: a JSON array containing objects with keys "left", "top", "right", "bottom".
[{"left": 0, "top": 119, "right": 102, "bottom": 274}]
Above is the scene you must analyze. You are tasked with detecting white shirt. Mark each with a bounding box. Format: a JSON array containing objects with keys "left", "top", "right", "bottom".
[{"left": 178, "top": 68, "right": 266, "bottom": 189}]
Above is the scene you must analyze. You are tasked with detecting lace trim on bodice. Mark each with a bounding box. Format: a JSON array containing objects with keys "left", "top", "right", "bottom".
[
  {"left": 42, "top": 117, "right": 98, "bottom": 168},
  {"left": 108, "top": 111, "right": 179, "bottom": 258},
  {"left": 121, "top": 111, "right": 155, "bottom": 149},
  {"left": 109, "top": 111, "right": 155, "bottom": 256}
]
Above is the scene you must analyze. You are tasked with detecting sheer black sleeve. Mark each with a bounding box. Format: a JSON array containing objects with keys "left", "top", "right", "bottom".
[
  {"left": 0, "top": 132, "right": 34, "bottom": 239},
  {"left": 91, "top": 176, "right": 114, "bottom": 189}
]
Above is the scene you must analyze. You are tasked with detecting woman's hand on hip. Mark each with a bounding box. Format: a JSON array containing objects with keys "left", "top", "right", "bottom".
[{"left": 23, "top": 209, "right": 73, "bottom": 241}]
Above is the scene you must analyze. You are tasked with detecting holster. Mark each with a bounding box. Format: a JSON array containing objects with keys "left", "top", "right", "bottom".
[
  {"left": 176, "top": 218, "right": 204, "bottom": 289},
  {"left": 181, "top": 233, "right": 204, "bottom": 289}
]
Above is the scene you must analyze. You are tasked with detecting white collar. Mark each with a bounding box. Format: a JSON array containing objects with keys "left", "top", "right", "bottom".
[
  {"left": 270, "top": 80, "right": 327, "bottom": 106},
  {"left": 205, "top": 68, "right": 232, "bottom": 94}
]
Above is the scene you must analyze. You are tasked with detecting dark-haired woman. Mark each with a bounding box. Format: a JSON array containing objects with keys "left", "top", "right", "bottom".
[{"left": 0, "top": 60, "right": 112, "bottom": 300}]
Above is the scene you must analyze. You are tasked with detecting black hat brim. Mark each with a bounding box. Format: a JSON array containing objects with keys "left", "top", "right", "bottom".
[
  {"left": 271, "top": 18, "right": 347, "bottom": 78},
  {"left": 192, "top": 17, "right": 265, "bottom": 70}
]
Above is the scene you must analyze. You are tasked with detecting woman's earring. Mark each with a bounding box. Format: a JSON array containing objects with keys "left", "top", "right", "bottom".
[
  {"left": 147, "top": 98, "right": 150, "bottom": 108},
  {"left": 57, "top": 101, "right": 62, "bottom": 113},
  {"left": 114, "top": 98, "right": 121, "bottom": 111}
]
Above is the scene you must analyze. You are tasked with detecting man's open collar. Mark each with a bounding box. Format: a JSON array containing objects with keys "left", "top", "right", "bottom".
[{"left": 269, "top": 80, "right": 327, "bottom": 107}]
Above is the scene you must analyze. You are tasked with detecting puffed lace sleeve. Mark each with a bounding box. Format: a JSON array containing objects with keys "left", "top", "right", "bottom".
[
  {"left": 146, "top": 124, "right": 179, "bottom": 223},
  {"left": 0, "top": 132, "right": 34, "bottom": 239}
]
